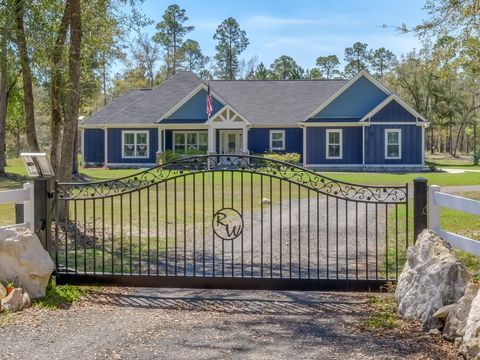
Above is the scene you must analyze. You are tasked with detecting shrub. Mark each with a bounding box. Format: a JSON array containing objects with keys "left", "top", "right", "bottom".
[
  {"left": 263, "top": 152, "right": 301, "bottom": 164},
  {"left": 164, "top": 149, "right": 206, "bottom": 163}
]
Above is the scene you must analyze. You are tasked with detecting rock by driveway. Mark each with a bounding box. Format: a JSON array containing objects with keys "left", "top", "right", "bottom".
[{"left": 0, "top": 288, "right": 458, "bottom": 360}]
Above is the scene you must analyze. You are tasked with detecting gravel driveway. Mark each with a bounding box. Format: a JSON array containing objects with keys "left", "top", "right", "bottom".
[
  {"left": 0, "top": 288, "right": 457, "bottom": 360},
  {"left": 161, "top": 196, "right": 390, "bottom": 280}
]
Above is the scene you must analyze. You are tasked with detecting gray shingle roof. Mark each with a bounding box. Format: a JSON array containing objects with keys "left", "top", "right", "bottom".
[
  {"left": 82, "top": 71, "right": 202, "bottom": 125},
  {"left": 82, "top": 71, "right": 348, "bottom": 126},
  {"left": 210, "top": 79, "right": 347, "bottom": 124}
]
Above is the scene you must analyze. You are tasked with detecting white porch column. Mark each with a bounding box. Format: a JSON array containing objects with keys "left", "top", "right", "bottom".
[
  {"left": 104, "top": 127, "right": 108, "bottom": 167},
  {"left": 208, "top": 124, "right": 216, "bottom": 153},
  {"left": 242, "top": 125, "right": 249, "bottom": 154},
  {"left": 156, "top": 128, "right": 163, "bottom": 164}
]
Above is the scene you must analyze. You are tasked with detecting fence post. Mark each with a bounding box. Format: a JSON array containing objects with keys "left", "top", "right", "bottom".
[
  {"left": 32, "top": 178, "right": 53, "bottom": 252},
  {"left": 428, "top": 185, "right": 441, "bottom": 232},
  {"left": 413, "top": 177, "right": 428, "bottom": 242}
]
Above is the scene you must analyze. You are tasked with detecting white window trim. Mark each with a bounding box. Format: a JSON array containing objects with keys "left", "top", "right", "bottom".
[
  {"left": 326, "top": 129, "right": 343, "bottom": 159},
  {"left": 172, "top": 130, "right": 208, "bottom": 153},
  {"left": 121, "top": 130, "right": 150, "bottom": 159},
  {"left": 269, "top": 130, "right": 285, "bottom": 151},
  {"left": 385, "top": 129, "right": 402, "bottom": 159}
]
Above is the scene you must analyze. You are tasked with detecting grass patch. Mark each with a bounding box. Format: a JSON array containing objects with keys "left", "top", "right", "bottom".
[
  {"left": 365, "top": 291, "right": 399, "bottom": 330},
  {"left": 33, "top": 278, "right": 95, "bottom": 309}
]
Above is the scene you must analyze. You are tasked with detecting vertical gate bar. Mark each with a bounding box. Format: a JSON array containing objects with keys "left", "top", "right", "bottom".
[
  {"left": 280, "top": 179, "right": 283, "bottom": 279},
  {"left": 365, "top": 202, "right": 369, "bottom": 280},
  {"left": 326, "top": 196, "right": 329, "bottom": 279},
  {"left": 193, "top": 173, "right": 196, "bottom": 277},
  {"left": 147, "top": 186, "right": 150, "bottom": 275},
  {"left": 165, "top": 181, "right": 168, "bottom": 276},
  {"left": 260, "top": 174, "right": 263, "bottom": 278},
  {"left": 298, "top": 185, "right": 301, "bottom": 278},
  {"left": 111, "top": 197, "right": 114, "bottom": 274},
  {"left": 212, "top": 172, "right": 216, "bottom": 277},
  {"left": 335, "top": 197, "right": 338, "bottom": 279},
  {"left": 307, "top": 189, "right": 310, "bottom": 279},
  {"left": 138, "top": 190, "right": 142, "bottom": 275},
  {"left": 289, "top": 182, "right": 291, "bottom": 278},
  {"left": 222, "top": 170, "right": 225, "bottom": 277},
  {"left": 395, "top": 203, "right": 399, "bottom": 279},
  {"left": 120, "top": 196, "right": 123, "bottom": 274},
  {"left": 355, "top": 202, "right": 358, "bottom": 279},
  {"left": 102, "top": 198, "right": 105, "bottom": 274},
  {"left": 241, "top": 171, "right": 244, "bottom": 277},
  {"left": 270, "top": 176, "right": 273, "bottom": 278},
  {"left": 129, "top": 192, "right": 132, "bottom": 275},
  {"left": 413, "top": 178, "right": 428, "bottom": 241},
  {"left": 385, "top": 204, "right": 389, "bottom": 280},
  {"left": 316, "top": 192, "right": 319, "bottom": 279},
  {"left": 250, "top": 172, "right": 253, "bottom": 277},
  {"left": 345, "top": 199, "right": 348, "bottom": 280},
  {"left": 54, "top": 195, "right": 60, "bottom": 272},
  {"left": 83, "top": 199, "right": 86, "bottom": 274},
  {"left": 64, "top": 200, "right": 68, "bottom": 272},
  {"left": 202, "top": 172, "right": 206, "bottom": 277},
  {"left": 375, "top": 203, "right": 378, "bottom": 280},
  {"left": 74, "top": 200, "right": 78, "bottom": 272},
  {"left": 183, "top": 177, "right": 186, "bottom": 276},
  {"left": 93, "top": 199, "right": 96, "bottom": 274},
  {"left": 156, "top": 183, "right": 159, "bottom": 276},
  {"left": 231, "top": 171, "right": 234, "bottom": 277},
  {"left": 174, "top": 178, "right": 177, "bottom": 276}
]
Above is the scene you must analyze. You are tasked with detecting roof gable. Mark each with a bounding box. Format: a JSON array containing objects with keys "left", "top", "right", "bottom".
[
  {"left": 162, "top": 88, "right": 224, "bottom": 123},
  {"left": 310, "top": 72, "right": 389, "bottom": 119},
  {"left": 361, "top": 94, "right": 427, "bottom": 123}
]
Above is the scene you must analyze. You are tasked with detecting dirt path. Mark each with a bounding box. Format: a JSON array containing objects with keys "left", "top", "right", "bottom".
[{"left": 0, "top": 288, "right": 458, "bottom": 360}]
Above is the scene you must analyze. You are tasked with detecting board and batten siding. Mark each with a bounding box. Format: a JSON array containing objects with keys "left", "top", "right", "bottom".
[
  {"left": 370, "top": 100, "right": 417, "bottom": 122},
  {"left": 248, "top": 128, "right": 303, "bottom": 155},
  {"left": 364, "top": 124, "right": 422, "bottom": 164},
  {"left": 305, "top": 127, "right": 363, "bottom": 165},
  {"left": 83, "top": 128, "right": 105, "bottom": 164},
  {"left": 107, "top": 128, "right": 158, "bottom": 164},
  {"left": 312, "top": 76, "right": 388, "bottom": 119}
]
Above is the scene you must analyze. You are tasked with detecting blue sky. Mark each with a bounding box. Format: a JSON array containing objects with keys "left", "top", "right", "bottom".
[{"left": 129, "top": 0, "right": 426, "bottom": 72}]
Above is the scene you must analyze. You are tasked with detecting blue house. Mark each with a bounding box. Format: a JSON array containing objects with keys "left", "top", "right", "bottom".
[{"left": 81, "top": 70, "right": 428, "bottom": 170}]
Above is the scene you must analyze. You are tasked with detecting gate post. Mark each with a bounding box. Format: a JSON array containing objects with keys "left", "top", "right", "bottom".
[
  {"left": 413, "top": 177, "right": 428, "bottom": 242},
  {"left": 33, "top": 178, "right": 54, "bottom": 252}
]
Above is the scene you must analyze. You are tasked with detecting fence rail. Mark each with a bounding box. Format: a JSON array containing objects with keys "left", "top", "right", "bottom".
[
  {"left": 428, "top": 185, "right": 480, "bottom": 255},
  {"left": 0, "top": 182, "right": 33, "bottom": 229}
]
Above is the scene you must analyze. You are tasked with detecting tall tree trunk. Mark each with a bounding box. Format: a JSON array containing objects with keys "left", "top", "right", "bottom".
[
  {"left": 0, "top": 35, "right": 7, "bottom": 175},
  {"left": 50, "top": 1, "right": 70, "bottom": 173},
  {"left": 14, "top": 0, "right": 39, "bottom": 152},
  {"left": 58, "top": 0, "right": 81, "bottom": 182},
  {"left": 15, "top": 130, "right": 20, "bottom": 157}
]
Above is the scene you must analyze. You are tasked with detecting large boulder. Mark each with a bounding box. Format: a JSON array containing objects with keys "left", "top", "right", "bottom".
[
  {"left": 0, "top": 283, "right": 6, "bottom": 300},
  {"left": 460, "top": 290, "right": 480, "bottom": 359},
  {"left": 0, "top": 226, "right": 54, "bottom": 298},
  {"left": 433, "top": 281, "right": 480, "bottom": 340},
  {"left": 395, "top": 230, "right": 470, "bottom": 330}
]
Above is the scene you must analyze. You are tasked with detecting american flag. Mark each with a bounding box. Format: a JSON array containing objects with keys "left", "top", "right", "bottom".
[{"left": 206, "top": 83, "right": 213, "bottom": 118}]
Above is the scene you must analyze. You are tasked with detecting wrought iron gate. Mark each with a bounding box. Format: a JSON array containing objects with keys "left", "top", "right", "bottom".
[{"left": 53, "top": 155, "right": 409, "bottom": 291}]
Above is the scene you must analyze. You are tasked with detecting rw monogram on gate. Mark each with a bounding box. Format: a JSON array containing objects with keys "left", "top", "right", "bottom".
[{"left": 212, "top": 208, "right": 244, "bottom": 240}]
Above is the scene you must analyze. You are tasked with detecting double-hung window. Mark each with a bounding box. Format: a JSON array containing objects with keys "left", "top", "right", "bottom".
[
  {"left": 385, "top": 129, "right": 401, "bottom": 159},
  {"left": 173, "top": 131, "right": 208, "bottom": 153},
  {"left": 326, "top": 129, "right": 342, "bottom": 159},
  {"left": 269, "top": 130, "right": 285, "bottom": 151},
  {"left": 122, "top": 131, "right": 149, "bottom": 158}
]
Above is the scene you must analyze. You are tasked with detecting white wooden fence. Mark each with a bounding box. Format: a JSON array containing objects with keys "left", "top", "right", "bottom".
[
  {"left": 428, "top": 185, "right": 480, "bottom": 255},
  {"left": 0, "top": 182, "right": 34, "bottom": 230}
]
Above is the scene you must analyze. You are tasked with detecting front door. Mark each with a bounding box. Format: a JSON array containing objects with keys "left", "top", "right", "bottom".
[{"left": 219, "top": 130, "right": 243, "bottom": 155}]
